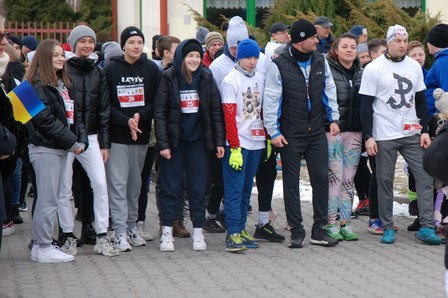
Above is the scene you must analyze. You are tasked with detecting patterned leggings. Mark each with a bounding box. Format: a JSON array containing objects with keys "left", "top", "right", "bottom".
[{"left": 327, "top": 132, "right": 362, "bottom": 225}]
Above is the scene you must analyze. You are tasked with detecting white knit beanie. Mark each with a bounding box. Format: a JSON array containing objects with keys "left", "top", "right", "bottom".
[
  {"left": 226, "top": 16, "right": 248, "bottom": 48},
  {"left": 67, "top": 25, "right": 97, "bottom": 52},
  {"left": 434, "top": 88, "right": 448, "bottom": 116}
]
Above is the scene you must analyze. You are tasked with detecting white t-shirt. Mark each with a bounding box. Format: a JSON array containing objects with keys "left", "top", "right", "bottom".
[
  {"left": 359, "top": 55, "right": 426, "bottom": 141},
  {"left": 220, "top": 67, "right": 266, "bottom": 150}
]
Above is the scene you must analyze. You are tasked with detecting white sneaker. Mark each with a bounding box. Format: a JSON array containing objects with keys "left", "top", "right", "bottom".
[
  {"left": 2, "top": 221, "right": 14, "bottom": 236},
  {"left": 114, "top": 233, "right": 132, "bottom": 252},
  {"left": 137, "top": 221, "right": 154, "bottom": 241},
  {"left": 36, "top": 245, "right": 74, "bottom": 263},
  {"left": 127, "top": 226, "right": 146, "bottom": 246},
  {"left": 31, "top": 245, "right": 39, "bottom": 262},
  {"left": 94, "top": 236, "right": 120, "bottom": 257},
  {"left": 160, "top": 232, "right": 174, "bottom": 252},
  {"left": 61, "top": 237, "right": 78, "bottom": 256},
  {"left": 192, "top": 234, "right": 207, "bottom": 251}
]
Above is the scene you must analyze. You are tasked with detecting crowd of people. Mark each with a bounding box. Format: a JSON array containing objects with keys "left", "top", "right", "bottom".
[{"left": 1, "top": 12, "right": 448, "bottom": 264}]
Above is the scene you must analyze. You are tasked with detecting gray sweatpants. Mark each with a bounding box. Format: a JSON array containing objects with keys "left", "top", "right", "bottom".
[
  {"left": 29, "top": 146, "right": 68, "bottom": 247},
  {"left": 376, "top": 134, "right": 434, "bottom": 230},
  {"left": 106, "top": 143, "right": 147, "bottom": 236}
]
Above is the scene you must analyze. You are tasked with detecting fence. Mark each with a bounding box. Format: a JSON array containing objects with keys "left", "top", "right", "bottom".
[{"left": 5, "top": 21, "right": 88, "bottom": 43}]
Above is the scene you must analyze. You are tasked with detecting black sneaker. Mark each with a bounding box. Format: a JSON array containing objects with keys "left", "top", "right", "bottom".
[
  {"left": 18, "top": 201, "right": 28, "bottom": 212},
  {"left": 203, "top": 218, "right": 225, "bottom": 233},
  {"left": 254, "top": 223, "right": 285, "bottom": 242},
  {"left": 80, "top": 223, "right": 97, "bottom": 245},
  {"left": 310, "top": 228, "right": 338, "bottom": 247},
  {"left": 58, "top": 232, "right": 82, "bottom": 247},
  {"left": 288, "top": 228, "right": 305, "bottom": 248},
  {"left": 216, "top": 212, "right": 226, "bottom": 229},
  {"left": 407, "top": 217, "right": 421, "bottom": 231}
]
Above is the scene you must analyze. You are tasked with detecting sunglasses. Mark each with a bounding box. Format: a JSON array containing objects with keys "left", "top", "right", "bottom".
[{"left": 0, "top": 32, "right": 10, "bottom": 40}]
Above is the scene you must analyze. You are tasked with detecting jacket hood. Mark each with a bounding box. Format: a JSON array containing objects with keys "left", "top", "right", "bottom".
[
  {"left": 65, "top": 51, "right": 98, "bottom": 63},
  {"left": 172, "top": 39, "right": 203, "bottom": 74}
]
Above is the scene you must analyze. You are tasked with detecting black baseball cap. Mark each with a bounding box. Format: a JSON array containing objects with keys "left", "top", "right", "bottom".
[{"left": 269, "top": 22, "right": 290, "bottom": 35}]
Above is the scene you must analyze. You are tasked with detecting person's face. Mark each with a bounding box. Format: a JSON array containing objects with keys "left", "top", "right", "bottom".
[
  {"left": 22, "top": 45, "right": 32, "bottom": 54},
  {"left": 294, "top": 35, "right": 319, "bottom": 53},
  {"left": 229, "top": 46, "right": 237, "bottom": 57},
  {"left": 183, "top": 51, "right": 201, "bottom": 72},
  {"left": 13, "top": 43, "right": 21, "bottom": 58},
  {"left": 408, "top": 46, "right": 426, "bottom": 67},
  {"left": 0, "top": 27, "right": 8, "bottom": 56},
  {"left": 335, "top": 37, "right": 357, "bottom": 64},
  {"left": 427, "top": 42, "right": 439, "bottom": 55},
  {"left": 164, "top": 42, "right": 178, "bottom": 63},
  {"left": 358, "top": 34, "right": 368, "bottom": 44},
  {"left": 370, "top": 45, "right": 387, "bottom": 60},
  {"left": 123, "top": 36, "right": 144, "bottom": 62},
  {"left": 272, "top": 30, "right": 291, "bottom": 44},
  {"left": 207, "top": 40, "right": 223, "bottom": 59},
  {"left": 315, "top": 25, "right": 331, "bottom": 39},
  {"left": 75, "top": 37, "right": 95, "bottom": 58},
  {"left": 53, "top": 45, "right": 65, "bottom": 72},
  {"left": 358, "top": 51, "right": 371, "bottom": 65},
  {"left": 238, "top": 57, "right": 258, "bottom": 72},
  {"left": 388, "top": 35, "right": 408, "bottom": 58}
]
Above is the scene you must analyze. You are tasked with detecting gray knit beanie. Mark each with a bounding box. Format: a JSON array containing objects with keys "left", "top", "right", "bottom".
[{"left": 67, "top": 25, "right": 97, "bottom": 52}]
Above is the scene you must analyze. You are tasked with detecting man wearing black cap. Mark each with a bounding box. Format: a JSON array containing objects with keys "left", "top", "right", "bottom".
[
  {"left": 314, "top": 16, "right": 334, "bottom": 54},
  {"left": 263, "top": 19, "right": 340, "bottom": 249},
  {"left": 425, "top": 23, "right": 448, "bottom": 116},
  {"left": 265, "top": 22, "right": 291, "bottom": 63}
]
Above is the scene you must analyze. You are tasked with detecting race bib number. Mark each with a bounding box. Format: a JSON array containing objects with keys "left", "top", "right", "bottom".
[
  {"left": 250, "top": 120, "right": 265, "bottom": 141},
  {"left": 403, "top": 118, "right": 422, "bottom": 135},
  {"left": 180, "top": 90, "right": 199, "bottom": 114},
  {"left": 117, "top": 85, "right": 145, "bottom": 108},
  {"left": 59, "top": 87, "right": 74, "bottom": 125}
]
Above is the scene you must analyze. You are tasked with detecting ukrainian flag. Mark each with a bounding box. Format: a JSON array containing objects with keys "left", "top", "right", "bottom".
[{"left": 8, "top": 80, "right": 44, "bottom": 124}]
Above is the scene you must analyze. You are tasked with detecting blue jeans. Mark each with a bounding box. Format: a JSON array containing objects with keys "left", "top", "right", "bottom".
[{"left": 223, "top": 147, "right": 262, "bottom": 234}]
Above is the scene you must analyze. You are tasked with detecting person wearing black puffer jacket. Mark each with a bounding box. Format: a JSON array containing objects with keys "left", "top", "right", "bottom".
[
  {"left": 324, "top": 33, "right": 363, "bottom": 242},
  {"left": 105, "top": 26, "right": 160, "bottom": 252},
  {"left": 56, "top": 25, "right": 118, "bottom": 257},
  {"left": 25, "top": 39, "right": 87, "bottom": 263},
  {"left": 155, "top": 38, "right": 225, "bottom": 252}
]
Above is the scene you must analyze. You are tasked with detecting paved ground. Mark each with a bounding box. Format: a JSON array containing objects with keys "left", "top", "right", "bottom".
[{"left": 1, "top": 176, "right": 446, "bottom": 298}]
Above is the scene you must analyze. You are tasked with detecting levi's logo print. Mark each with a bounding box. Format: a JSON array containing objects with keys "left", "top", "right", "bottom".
[
  {"left": 180, "top": 90, "right": 199, "bottom": 113},
  {"left": 387, "top": 73, "right": 414, "bottom": 110},
  {"left": 117, "top": 76, "right": 145, "bottom": 108}
]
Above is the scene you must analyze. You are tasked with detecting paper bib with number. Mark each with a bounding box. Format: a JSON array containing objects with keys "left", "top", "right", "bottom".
[
  {"left": 64, "top": 100, "right": 74, "bottom": 125},
  {"left": 117, "top": 85, "right": 145, "bottom": 108},
  {"left": 402, "top": 117, "right": 422, "bottom": 135},
  {"left": 250, "top": 120, "right": 265, "bottom": 140},
  {"left": 180, "top": 90, "right": 199, "bottom": 113}
]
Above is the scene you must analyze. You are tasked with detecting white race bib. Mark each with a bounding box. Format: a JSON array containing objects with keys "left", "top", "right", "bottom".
[
  {"left": 180, "top": 90, "right": 199, "bottom": 114},
  {"left": 117, "top": 85, "right": 145, "bottom": 108}
]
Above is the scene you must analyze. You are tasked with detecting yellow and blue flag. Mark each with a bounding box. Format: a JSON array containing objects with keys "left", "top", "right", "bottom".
[{"left": 8, "top": 80, "right": 44, "bottom": 124}]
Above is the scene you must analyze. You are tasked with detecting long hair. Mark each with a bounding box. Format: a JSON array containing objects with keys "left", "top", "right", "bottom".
[
  {"left": 25, "top": 39, "right": 71, "bottom": 87},
  {"left": 181, "top": 59, "right": 193, "bottom": 85},
  {"left": 328, "top": 33, "right": 358, "bottom": 62}
]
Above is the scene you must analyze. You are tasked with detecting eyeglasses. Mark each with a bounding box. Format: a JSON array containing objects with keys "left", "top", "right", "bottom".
[{"left": 0, "top": 32, "right": 10, "bottom": 40}]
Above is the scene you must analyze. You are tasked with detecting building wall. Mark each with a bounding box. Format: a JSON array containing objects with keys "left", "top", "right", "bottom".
[{"left": 426, "top": 0, "right": 448, "bottom": 23}]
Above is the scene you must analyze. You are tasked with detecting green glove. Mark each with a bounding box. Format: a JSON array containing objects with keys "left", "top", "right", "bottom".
[
  {"left": 229, "top": 147, "right": 243, "bottom": 171},
  {"left": 264, "top": 139, "right": 272, "bottom": 162}
]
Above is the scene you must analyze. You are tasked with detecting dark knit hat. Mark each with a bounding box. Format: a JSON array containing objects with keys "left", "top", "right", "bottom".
[
  {"left": 237, "top": 39, "right": 260, "bottom": 60},
  {"left": 67, "top": 25, "right": 97, "bottom": 51},
  {"left": 8, "top": 35, "right": 22, "bottom": 49},
  {"left": 427, "top": 23, "right": 448, "bottom": 49},
  {"left": 22, "top": 35, "right": 38, "bottom": 51},
  {"left": 196, "top": 26, "right": 210, "bottom": 44},
  {"left": 181, "top": 39, "right": 203, "bottom": 60},
  {"left": 290, "top": 19, "right": 317, "bottom": 43},
  {"left": 120, "top": 26, "right": 145, "bottom": 49},
  {"left": 350, "top": 25, "right": 365, "bottom": 37}
]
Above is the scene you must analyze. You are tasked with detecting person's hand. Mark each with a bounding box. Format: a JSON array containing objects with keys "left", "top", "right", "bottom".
[
  {"left": 160, "top": 149, "right": 171, "bottom": 160},
  {"left": 365, "top": 138, "right": 378, "bottom": 156},
  {"left": 73, "top": 147, "right": 84, "bottom": 155},
  {"left": 128, "top": 113, "right": 142, "bottom": 141},
  {"left": 229, "top": 147, "right": 243, "bottom": 171},
  {"left": 271, "top": 135, "right": 288, "bottom": 148},
  {"left": 330, "top": 122, "right": 340, "bottom": 136},
  {"left": 420, "top": 133, "right": 431, "bottom": 149},
  {"left": 101, "top": 149, "right": 109, "bottom": 163},
  {"left": 216, "top": 146, "right": 225, "bottom": 158}
]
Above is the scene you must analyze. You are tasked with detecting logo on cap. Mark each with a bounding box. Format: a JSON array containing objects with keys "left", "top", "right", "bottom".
[
  {"left": 130, "top": 30, "right": 138, "bottom": 35},
  {"left": 300, "top": 32, "right": 305, "bottom": 37}
]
